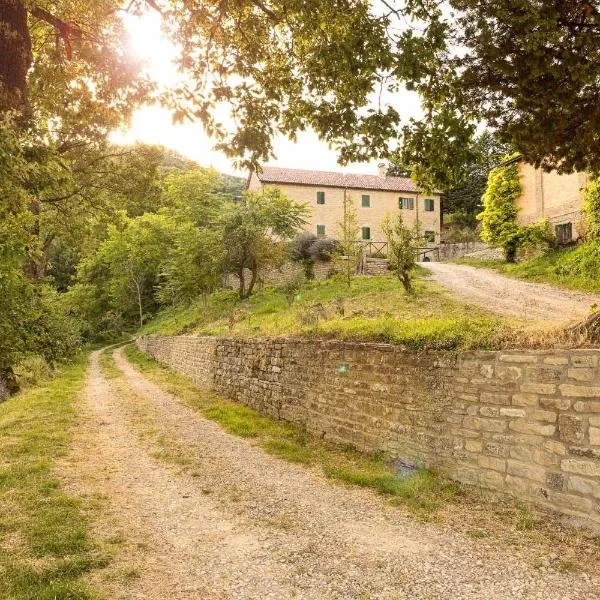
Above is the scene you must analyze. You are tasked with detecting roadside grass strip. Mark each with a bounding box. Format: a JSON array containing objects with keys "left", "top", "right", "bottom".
[{"left": 0, "top": 357, "right": 109, "bottom": 600}]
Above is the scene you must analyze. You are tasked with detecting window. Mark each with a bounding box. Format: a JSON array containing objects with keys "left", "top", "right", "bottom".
[
  {"left": 424, "top": 231, "right": 436, "bottom": 243},
  {"left": 361, "top": 227, "right": 371, "bottom": 240},
  {"left": 316, "top": 224, "right": 326, "bottom": 237},
  {"left": 555, "top": 223, "right": 572, "bottom": 245},
  {"left": 424, "top": 198, "right": 435, "bottom": 212},
  {"left": 316, "top": 191, "right": 325, "bottom": 205},
  {"left": 361, "top": 194, "right": 370, "bottom": 207},
  {"left": 399, "top": 197, "right": 414, "bottom": 210}
]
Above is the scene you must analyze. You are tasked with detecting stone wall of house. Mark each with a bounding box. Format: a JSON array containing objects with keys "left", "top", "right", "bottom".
[{"left": 136, "top": 335, "right": 600, "bottom": 524}]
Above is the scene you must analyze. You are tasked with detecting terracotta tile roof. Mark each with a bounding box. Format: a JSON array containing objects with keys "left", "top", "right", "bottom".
[{"left": 254, "top": 166, "right": 427, "bottom": 193}]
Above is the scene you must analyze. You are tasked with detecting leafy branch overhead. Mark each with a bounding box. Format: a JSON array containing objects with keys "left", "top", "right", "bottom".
[{"left": 2, "top": 1, "right": 600, "bottom": 188}]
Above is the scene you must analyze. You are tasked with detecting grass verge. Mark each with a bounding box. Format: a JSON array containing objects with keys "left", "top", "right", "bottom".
[
  {"left": 122, "top": 344, "right": 460, "bottom": 520},
  {"left": 140, "top": 274, "right": 522, "bottom": 351},
  {"left": 0, "top": 357, "right": 110, "bottom": 600}
]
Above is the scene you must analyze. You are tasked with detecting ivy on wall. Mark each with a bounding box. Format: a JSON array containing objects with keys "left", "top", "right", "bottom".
[{"left": 478, "top": 157, "right": 552, "bottom": 262}]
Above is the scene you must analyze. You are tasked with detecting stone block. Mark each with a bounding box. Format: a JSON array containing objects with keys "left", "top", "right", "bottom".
[
  {"left": 499, "top": 407, "right": 526, "bottom": 418},
  {"left": 570, "top": 354, "right": 599, "bottom": 368},
  {"left": 560, "top": 384, "right": 600, "bottom": 398},
  {"left": 478, "top": 455, "right": 506, "bottom": 472},
  {"left": 573, "top": 401, "right": 600, "bottom": 413},
  {"left": 543, "top": 440, "right": 567, "bottom": 456},
  {"left": 479, "top": 363, "right": 494, "bottom": 378},
  {"left": 463, "top": 416, "right": 507, "bottom": 433},
  {"left": 480, "top": 391, "right": 511, "bottom": 405},
  {"left": 512, "top": 393, "right": 539, "bottom": 407},
  {"left": 547, "top": 491, "right": 593, "bottom": 514},
  {"left": 558, "top": 414, "right": 585, "bottom": 444},
  {"left": 561, "top": 458, "right": 600, "bottom": 478},
  {"left": 525, "top": 367, "right": 562, "bottom": 383},
  {"left": 507, "top": 459, "right": 546, "bottom": 483},
  {"left": 479, "top": 470, "right": 505, "bottom": 489},
  {"left": 567, "top": 368, "right": 595, "bottom": 382},
  {"left": 464, "top": 439, "right": 483, "bottom": 453},
  {"left": 520, "top": 383, "right": 556, "bottom": 395},
  {"left": 484, "top": 441, "right": 510, "bottom": 458},
  {"left": 590, "top": 428, "right": 600, "bottom": 447},
  {"left": 499, "top": 354, "right": 538, "bottom": 363},
  {"left": 479, "top": 406, "right": 500, "bottom": 417},
  {"left": 539, "top": 397, "right": 570, "bottom": 411},
  {"left": 532, "top": 449, "right": 560, "bottom": 467},
  {"left": 567, "top": 475, "right": 600, "bottom": 499},
  {"left": 508, "top": 420, "right": 555, "bottom": 437},
  {"left": 543, "top": 356, "right": 569, "bottom": 365},
  {"left": 495, "top": 365, "right": 523, "bottom": 381},
  {"left": 530, "top": 409, "right": 557, "bottom": 423},
  {"left": 545, "top": 471, "right": 565, "bottom": 491},
  {"left": 510, "top": 447, "right": 533, "bottom": 462}
]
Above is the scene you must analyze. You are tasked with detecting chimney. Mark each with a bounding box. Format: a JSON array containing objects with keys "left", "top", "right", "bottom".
[{"left": 377, "top": 162, "right": 387, "bottom": 177}]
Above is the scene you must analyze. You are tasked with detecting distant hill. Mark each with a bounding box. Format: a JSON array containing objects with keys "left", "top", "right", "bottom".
[{"left": 161, "top": 148, "right": 245, "bottom": 197}]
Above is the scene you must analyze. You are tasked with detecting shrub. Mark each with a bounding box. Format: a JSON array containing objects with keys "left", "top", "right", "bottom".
[
  {"left": 584, "top": 177, "right": 600, "bottom": 238},
  {"left": 478, "top": 158, "right": 553, "bottom": 261},
  {"left": 308, "top": 237, "right": 338, "bottom": 262}
]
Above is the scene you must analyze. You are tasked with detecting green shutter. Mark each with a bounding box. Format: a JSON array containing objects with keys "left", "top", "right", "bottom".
[
  {"left": 424, "top": 198, "right": 434, "bottom": 211},
  {"left": 361, "top": 194, "right": 370, "bottom": 207},
  {"left": 317, "top": 224, "right": 326, "bottom": 236},
  {"left": 361, "top": 227, "right": 371, "bottom": 240},
  {"left": 317, "top": 191, "right": 325, "bottom": 204}
]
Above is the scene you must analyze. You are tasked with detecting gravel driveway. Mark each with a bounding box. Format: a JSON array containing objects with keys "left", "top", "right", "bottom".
[
  {"left": 427, "top": 262, "right": 600, "bottom": 324},
  {"left": 60, "top": 348, "right": 600, "bottom": 599}
]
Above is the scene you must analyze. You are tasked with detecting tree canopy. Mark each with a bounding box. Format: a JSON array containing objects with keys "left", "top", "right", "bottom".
[{"left": 2, "top": 1, "right": 600, "bottom": 189}]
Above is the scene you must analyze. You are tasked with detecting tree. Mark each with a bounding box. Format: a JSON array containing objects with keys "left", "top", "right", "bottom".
[
  {"left": 220, "top": 189, "right": 308, "bottom": 300},
  {"left": 443, "top": 131, "right": 513, "bottom": 223},
  {"left": 335, "top": 193, "right": 360, "bottom": 288},
  {"left": 78, "top": 213, "right": 177, "bottom": 329},
  {"left": 478, "top": 158, "right": 553, "bottom": 262},
  {"left": 157, "top": 224, "right": 224, "bottom": 307},
  {"left": 382, "top": 212, "right": 421, "bottom": 294}
]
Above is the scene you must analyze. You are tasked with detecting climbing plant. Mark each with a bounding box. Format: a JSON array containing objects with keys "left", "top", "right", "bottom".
[{"left": 478, "top": 157, "right": 552, "bottom": 262}]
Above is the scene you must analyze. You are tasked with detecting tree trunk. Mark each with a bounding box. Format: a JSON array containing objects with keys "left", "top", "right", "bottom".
[
  {"left": 134, "top": 278, "right": 143, "bottom": 328},
  {"left": 0, "top": 0, "right": 32, "bottom": 116},
  {"left": 238, "top": 267, "right": 246, "bottom": 300},
  {"left": 245, "top": 260, "right": 259, "bottom": 298}
]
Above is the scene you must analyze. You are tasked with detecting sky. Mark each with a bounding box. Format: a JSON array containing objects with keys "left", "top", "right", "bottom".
[{"left": 111, "top": 11, "right": 424, "bottom": 177}]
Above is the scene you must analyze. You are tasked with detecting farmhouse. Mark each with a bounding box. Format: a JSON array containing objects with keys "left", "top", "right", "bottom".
[
  {"left": 502, "top": 156, "right": 590, "bottom": 244},
  {"left": 247, "top": 164, "right": 442, "bottom": 246}
]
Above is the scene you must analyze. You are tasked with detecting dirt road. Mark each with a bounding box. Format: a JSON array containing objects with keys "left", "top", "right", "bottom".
[
  {"left": 427, "top": 262, "right": 600, "bottom": 324},
  {"left": 63, "top": 348, "right": 599, "bottom": 599}
]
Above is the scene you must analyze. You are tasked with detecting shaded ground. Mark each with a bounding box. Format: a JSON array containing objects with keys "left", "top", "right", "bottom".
[
  {"left": 57, "top": 347, "right": 600, "bottom": 599},
  {"left": 427, "top": 262, "right": 600, "bottom": 324}
]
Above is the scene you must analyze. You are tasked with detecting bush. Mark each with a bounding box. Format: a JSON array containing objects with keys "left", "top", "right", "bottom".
[
  {"left": 584, "top": 178, "right": 600, "bottom": 238},
  {"left": 478, "top": 159, "right": 554, "bottom": 261},
  {"left": 308, "top": 237, "right": 338, "bottom": 262}
]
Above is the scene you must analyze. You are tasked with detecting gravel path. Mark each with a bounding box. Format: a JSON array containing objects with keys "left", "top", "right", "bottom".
[
  {"left": 68, "top": 348, "right": 599, "bottom": 599},
  {"left": 427, "top": 262, "right": 600, "bottom": 324}
]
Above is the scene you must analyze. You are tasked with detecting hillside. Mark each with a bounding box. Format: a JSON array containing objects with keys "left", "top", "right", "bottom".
[{"left": 140, "top": 272, "right": 537, "bottom": 351}]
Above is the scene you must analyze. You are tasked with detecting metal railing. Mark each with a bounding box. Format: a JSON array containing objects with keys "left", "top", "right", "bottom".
[{"left": 347, "top": 240, "right": 439, "bottom": 261}]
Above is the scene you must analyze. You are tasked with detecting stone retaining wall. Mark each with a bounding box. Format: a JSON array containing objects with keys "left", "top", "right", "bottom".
[{"left": 137, "top": 335, "right": 600, "bottom": 524}]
